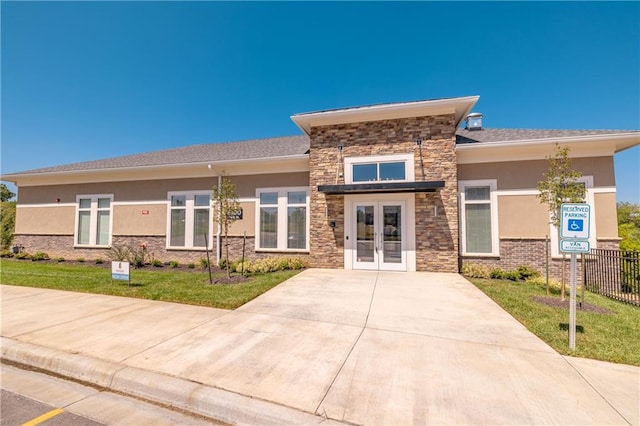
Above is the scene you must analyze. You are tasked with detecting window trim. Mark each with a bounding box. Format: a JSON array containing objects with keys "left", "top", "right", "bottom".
[
  {"left": 344, "top": 154, "right": 414, "bottom": 184},
  {"left": 459, "top": 180, "right": 499, "bottom": 257},
  {"left": 166, "top": 190, "right": 213, "bottom": 250},
  {"left": 74, "top": 194, "right": 114, "bottom": 247},
  {"left": 255, "top": 187, "right": 310, "bottom": 252}
]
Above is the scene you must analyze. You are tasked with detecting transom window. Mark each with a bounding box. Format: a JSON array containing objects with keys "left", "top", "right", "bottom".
[
  {"left": 256, "top": 187, "right": 309, "bottom": 251},
  {"left": 76, "top": 195, "right": 113, "bottom": 246},
  {"left": 167, "top": 191, "right": 211, "bottom": 249},
  {"left": 345, "top": 154, "right": 414, "bottom": 184}
]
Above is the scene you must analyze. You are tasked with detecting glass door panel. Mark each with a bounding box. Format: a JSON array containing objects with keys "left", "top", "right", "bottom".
[
  {"left": 382, "top": 205, "right": 402, "bottom": 264},
  {"left": 355, "top": 205, "right": 376, "bottom": 265}
]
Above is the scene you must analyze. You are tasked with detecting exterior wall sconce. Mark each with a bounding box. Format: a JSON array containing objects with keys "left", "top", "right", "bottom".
[{"left": 415, "top": 138, "right": 423, "bottom": 146}]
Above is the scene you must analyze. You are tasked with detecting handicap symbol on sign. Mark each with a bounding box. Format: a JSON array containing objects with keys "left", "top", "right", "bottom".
[{"left": 569, "top": 219, "right": 583, "bottom": 232}]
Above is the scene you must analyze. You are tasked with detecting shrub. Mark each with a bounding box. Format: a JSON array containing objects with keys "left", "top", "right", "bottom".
[
  {"left": 15, "top": 252, "right": 31, "bottom": 260},
  {"left": 168, "top": 261, "right": 179, "bottom": 268},
  {"left": 152, "top": 259, "right": 163, "bottom": 267},
  {"left": 461, "top": 263, "right": 491, "bottom": 279},
  {"left": 200, "top": 258, "right": 210, "bottom": 269},
  {"left": 525, "top": 275, "right": 562, "bottom": 290},
  {"left": 31, "top": 252, "right": 49, "bottom": 261},
  {"left": 218, "top": 258, "right": 228, "bottom": 269},
  {"left": 517, "top": 265, "right": 540, "bottom": 280},
  {"left": 504, "top": 271, "right": 521, "bottom": 281},
  {"left": 0, "top": 250, "right": 13, "bottom": 258},
  {"left": 56, "top": 257, "right": 65, "bottom": 262},
  {"left": 490, "top": 268, "right": 505, "bottom": 279},
  {"left": 77, "top": 257, "right": 85, "bottom": 263},
  {"left": 95, "top": 258, "right": 104, "bottom": 264},
  {"left": 187, "top": 263, "right": 196, "bottom": 269}
]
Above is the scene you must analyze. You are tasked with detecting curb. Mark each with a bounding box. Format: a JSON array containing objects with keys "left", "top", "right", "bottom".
[{"left": 1, "top": 337, "right": 345, "bottom": 426}]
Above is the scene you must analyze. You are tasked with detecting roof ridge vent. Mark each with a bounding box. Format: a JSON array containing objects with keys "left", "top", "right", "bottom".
[{"left": 465, "top": 112, "right": 483, "bottom": 131}]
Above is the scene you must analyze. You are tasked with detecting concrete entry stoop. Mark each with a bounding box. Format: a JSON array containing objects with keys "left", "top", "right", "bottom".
[{"left": 1, "top": 270, "right": 638, "bottom": 425}]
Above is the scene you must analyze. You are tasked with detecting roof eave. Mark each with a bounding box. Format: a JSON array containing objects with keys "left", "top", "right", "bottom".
[{"left": 291, "top": 96, "right": 479, "bottom": 134}]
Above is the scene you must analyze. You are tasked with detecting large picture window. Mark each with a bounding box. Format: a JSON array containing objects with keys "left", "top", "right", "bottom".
[
  {"left": 256, "top": 188, "right": 309, "bottom": 251},
  {"left": 167, "top": 192, "right": 211, "bottom": 249},
  {"left": 76, "top": 195, "right": 113, "bottom": 246},
  {"left": 459, "top": 180, "right": 498, "bottom": 256}
]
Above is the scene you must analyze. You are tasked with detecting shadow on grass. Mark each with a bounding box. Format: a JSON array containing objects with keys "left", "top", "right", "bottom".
[{"left": 559, "top": 323, "right": 585, "bottom": 333}]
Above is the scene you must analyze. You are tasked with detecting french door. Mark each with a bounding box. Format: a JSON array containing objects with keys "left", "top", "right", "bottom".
[{"left": 353, "top": 201, "right": 406, "bottom": 271}]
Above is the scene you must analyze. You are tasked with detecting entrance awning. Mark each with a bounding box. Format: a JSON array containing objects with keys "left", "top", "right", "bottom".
[{"left": 317, "top": 180, "right": 445, "bottom": 195}]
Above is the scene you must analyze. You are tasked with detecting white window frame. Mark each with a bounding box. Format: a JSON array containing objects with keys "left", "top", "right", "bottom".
[
  {"left": 74, "top": 194, "right": 113, "bottom": 247},
  {"left": 459, "top": 179, "right": 499, "bottom": 257},
  {"left": 549, "top": 176, "right": 595, "bottom": 258},
  {"left": 345, "top": 153, "right": 415, "bottom": 184},
  {"left": 166, "top": 191, "right": 213, "bottom": 250},
  {"left": 255, "top": 187, "right": 310, "bottom": 252}
]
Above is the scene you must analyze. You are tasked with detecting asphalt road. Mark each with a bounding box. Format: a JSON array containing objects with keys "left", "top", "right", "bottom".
[
  {"left": 0, "top": 365, "right": 219, "bottom": 425},
  {"left": 1, "top": 389, "right": 103, "bottom": 426}
]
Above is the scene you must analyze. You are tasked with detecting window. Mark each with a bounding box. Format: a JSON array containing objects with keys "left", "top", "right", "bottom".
[
  {"left": 459, "top": 180, "right": 498, "bottom": 256},
  {"left": 256, "top": 188, "right": 309, "bottom": 251},
  {"left": 167, "top": 192, "right": 211, "bottom": 249},
  {"left": 76, "top": 195, "right": 113, "bottom": 246},
  {"left": 345, "top": 154, "right": 414, "bottom": 184}
]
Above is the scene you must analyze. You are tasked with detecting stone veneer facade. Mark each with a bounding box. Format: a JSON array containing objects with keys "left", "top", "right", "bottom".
[{"left": 308, "top": 114, "right": 459, "bottom": 272}]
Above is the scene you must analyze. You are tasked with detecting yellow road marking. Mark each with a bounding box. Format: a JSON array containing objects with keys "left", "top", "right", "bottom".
[{"left": 21, "top": 408, "right": 64, "bottom": 426}]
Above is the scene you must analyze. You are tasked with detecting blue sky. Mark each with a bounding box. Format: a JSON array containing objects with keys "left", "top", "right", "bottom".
[{"left": 1, "top": 1, "right": 638, "bottom": 202}]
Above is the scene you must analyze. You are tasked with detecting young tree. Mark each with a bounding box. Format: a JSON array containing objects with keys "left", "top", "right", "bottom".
[
  {"left": 537, "top": 143, "right": 586, "bottom": 299},
  {"left": 0, "top": 184, "right": 16, "bottom": 202},
  {"left": 212, "top": 175, "right": 241, "bottom": 279}
]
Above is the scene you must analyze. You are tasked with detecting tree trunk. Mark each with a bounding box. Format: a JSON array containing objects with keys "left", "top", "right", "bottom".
[{"left": 224, "top": 231, "right": 230, "bottom": 278}]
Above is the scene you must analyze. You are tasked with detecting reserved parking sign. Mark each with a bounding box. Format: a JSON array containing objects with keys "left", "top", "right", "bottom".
[{"left": 560, "top": 204, "right": 590, "bottom": 240}]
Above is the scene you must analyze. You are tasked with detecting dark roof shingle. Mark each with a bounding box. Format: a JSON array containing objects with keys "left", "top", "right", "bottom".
[
  {"left": 455, "top": 128, "right": 637, "bottom": 144},
  {"left": 8, "top": 135, "right": 310, "bottom": 175}
]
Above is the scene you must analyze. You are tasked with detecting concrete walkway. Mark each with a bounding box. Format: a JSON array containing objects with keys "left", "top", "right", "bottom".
[{"left": 1, "top": 269, "right": 638, "bottom": 425}]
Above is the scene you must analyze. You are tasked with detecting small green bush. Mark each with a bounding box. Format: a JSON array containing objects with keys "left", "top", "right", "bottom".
[
  {"left": 517, "top": 265, "right": 540, "bottom": 280},
  {"left": 15, "top": 252, "right": 31, "bottom": 260},
  {"left": 95, "top": 258, "right": 104, "bottom": 265},
  {"left": 56, "top": 257, "right": 65, "bottom": 262},
  {"left": 505, "top": 271, "right": 521, "bottom": 281},
  {"left": 187, "top": 263, "right": 196, "bottom": 269},
  {"left": 0, "top": 250, "right": 13, "bottom": 258},
  {"left": 490, "top": 268, "right": 505, "bottom": 279},
  {"left": 77, "top": 258, "right": 85, "bottom": 263},
  {"left": 168, "top": 261, "right": 179, "bottom": 268},
  {"left": 200, "top": 258, "right": 210, "bottom": 269},
  {"left": 152, "top": 259, "right": 163, "bottom": 267},
  {"left": 31, "top": 252, "right": 50, "bottom": 261},
  {"left": 218, "top": 258, "right": 228, "bottom": 269}
]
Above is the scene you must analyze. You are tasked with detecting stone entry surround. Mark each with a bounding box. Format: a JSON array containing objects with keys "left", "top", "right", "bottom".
[{"left": 308, "top": 115, "right": 459, "bottom": 273}]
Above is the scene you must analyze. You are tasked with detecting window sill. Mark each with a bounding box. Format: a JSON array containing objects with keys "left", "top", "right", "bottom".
[
  {"left": 461, "top": 253, "right": 500, "bottom": 258},
  {"left": 74, "top": 245, "right": 111, "bottom": 249},
  {"left": 166, "top": 247, "right": 210, "bottom": 251}
]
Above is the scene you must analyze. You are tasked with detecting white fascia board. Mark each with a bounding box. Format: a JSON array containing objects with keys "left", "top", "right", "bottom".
[
  {"left": 456, "top": 133, "right": 639, "bottom": 164},
  {"left": 7, "top": 155, "right": 310, "bottom": 187},
  {"left": 291, "top": 96, "right": 480, "bottom": 134}
]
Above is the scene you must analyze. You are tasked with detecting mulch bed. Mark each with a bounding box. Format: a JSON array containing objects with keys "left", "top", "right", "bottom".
[{"left": 532, "top": 296, "right": 613, "bottom": 315}]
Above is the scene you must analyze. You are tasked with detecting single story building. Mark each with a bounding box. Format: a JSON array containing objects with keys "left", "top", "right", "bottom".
[{"left": 3, "top": 96, "right": 639, "bottom": 276}]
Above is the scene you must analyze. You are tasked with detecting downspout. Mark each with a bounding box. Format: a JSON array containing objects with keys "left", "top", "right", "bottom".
[{"left": 216, "top": 175, "right": 222, "bottom": 265}]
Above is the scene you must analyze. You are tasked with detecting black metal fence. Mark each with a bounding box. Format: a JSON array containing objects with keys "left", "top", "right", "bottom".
[{"left": 583, "top": 249, "right": 640, "bottom": 306}]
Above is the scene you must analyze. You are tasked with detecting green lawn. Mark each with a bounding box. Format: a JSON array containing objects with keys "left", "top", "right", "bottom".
[
  {"left": 469, "top": 277, "right": 640, "bottom": 366},
  {"left": 0, "top": 259, "right": 299, "bottom": 310}
]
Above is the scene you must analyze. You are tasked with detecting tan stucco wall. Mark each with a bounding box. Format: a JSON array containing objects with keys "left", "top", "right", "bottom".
[
  {"left": 458, "top": 157, "right": 615, "bottom": 190},
  {"left": 17, "top": 172, "right": 309, "bottom": 204},
  {"left": 112, "top": 204, "right": 167, "bottom": 236},
  {"left": 15, "top": 206, "right": 75, "bottom": 235},
  {"left": 594, "top": 192, "right": 618, "bottom": 239},
  {"left": 228, "top": 201, "right": 256, "bottom": 236},
  {"left": 497, "top": 195, "right": 549, "bottom": 238}
]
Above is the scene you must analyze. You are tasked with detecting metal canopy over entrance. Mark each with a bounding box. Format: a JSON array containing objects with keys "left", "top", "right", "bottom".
[{"left": 317, "top": 180, "right": 444, "bottom": 195}]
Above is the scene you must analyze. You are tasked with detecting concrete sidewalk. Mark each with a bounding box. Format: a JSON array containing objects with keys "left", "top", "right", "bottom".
[{"left": 1, "top": 270, "right": 638, "bottom": 425}]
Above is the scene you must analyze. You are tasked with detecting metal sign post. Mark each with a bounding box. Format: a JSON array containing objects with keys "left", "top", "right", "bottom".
[{"left": 559, "top": 203, "right": 591, "bottom": 351}]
